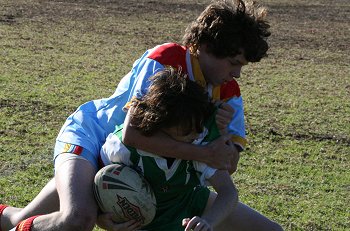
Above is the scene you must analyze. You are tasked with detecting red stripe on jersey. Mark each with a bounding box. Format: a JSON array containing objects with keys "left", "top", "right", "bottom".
[
  {"left": 73, "top": 145, "right": 83, "bottom": 155},
  {"left": 147, "top": 43, "right": 188, "bottom": 73},
  {"left": 220, "top": 79, "right": 241, "bottom": 100}
]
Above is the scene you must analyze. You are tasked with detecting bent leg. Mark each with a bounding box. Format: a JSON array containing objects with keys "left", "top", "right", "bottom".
[
  {"left": 205, "top": 192, "right": 283, "bottom": 231},
  {"left": 217, "top": 202, "right": 284, "bottom": 231},
  {"left": 31, "top": 156, "right": 98, "bottom": 231},
  {"left": 1, "top": 178, "right": 59, "bottom": 231}
]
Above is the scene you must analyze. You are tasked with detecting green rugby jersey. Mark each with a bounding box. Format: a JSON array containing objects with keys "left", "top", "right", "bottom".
[{"left": 100, "top": 114, "right": 220, "bottom": 230}]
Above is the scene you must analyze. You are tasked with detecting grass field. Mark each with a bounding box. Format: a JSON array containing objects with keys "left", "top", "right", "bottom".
[{"left": 0, "top": 0, "right": 349, "bottom": 230}]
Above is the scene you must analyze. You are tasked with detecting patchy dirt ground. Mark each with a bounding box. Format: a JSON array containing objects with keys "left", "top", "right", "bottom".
[
  {"left": 1, "top": 0, "right": 349, "bottom": 144},
  {"left": 1, "top": 0, "right": 349, "bottom": 51},
  {"left": 0, "top": 1, "right": 349, "bottom": 230},
  {"left": 1, "top": 0, "right": 349, "bottom": 158}
]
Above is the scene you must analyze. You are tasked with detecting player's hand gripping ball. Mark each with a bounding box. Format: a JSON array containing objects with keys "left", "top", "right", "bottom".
[{"left": 94, "top": 164, "right": 156, "bottom": 226}]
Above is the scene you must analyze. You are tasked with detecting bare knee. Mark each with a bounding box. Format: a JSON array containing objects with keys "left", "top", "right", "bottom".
[{"left": 54, "top": 157, "right": 98, "bottom": 230}]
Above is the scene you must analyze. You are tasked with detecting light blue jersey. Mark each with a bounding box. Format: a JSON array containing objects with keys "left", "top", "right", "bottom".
[
  {"left": 54, "top": 43, "right": 246, "bottom": 170},
  {"left": 55, "top": 49, "right": 162, "bottom": 169}
]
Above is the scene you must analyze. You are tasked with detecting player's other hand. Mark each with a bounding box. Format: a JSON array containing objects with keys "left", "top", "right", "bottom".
[
  {"left": 205, "top": 134, "right": 239, "bottom": 173},
  {"left": 214, "top": 101, "right": 234, "bottom": 135},
  {"left": 183, "top": 216, "right": 213, "bottom": 231},
  {"left": 205, "top": 134, "right": 235, "bottom": 170},
  {"left": 96, "top": 213, "right": 141, "bottom": 231}
]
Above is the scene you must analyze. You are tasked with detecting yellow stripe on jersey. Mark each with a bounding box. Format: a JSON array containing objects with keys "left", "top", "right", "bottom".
[
  {"left": 190, "top": 54, "right": 206, "bottom": 88},
  {"left": 212, "top": 85, "right": 221, "bottom": 100},
  {"left": 232, "top": 135, "right": 248, "bottom": 149},
  {"left": 190, "top": 54, "right": 221, "bottom": 100}
]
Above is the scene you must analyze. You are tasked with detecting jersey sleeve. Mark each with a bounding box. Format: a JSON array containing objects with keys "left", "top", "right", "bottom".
[
  {"left": 219, "top": 80, "right": 247, "bottom": 150},
  {"left": 192, "top": 161, "right": 217, "bottom": 186},
  {"left": 100, "top": 132, "right": 132, "bottom": 166},
  {"left": 226, "top": 96, "right": 247, "bottom": 150}
]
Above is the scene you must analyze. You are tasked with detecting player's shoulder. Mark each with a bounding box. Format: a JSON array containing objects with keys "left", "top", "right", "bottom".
[
  {"left": 147, "top": 43, "right": 187, "bottom": 71},
  {"left": 149, "top": 43, "right": 186, "bottom": 56}
]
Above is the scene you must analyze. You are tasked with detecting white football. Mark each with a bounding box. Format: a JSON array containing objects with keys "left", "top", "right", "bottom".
[{"left": 94, "top": 163, "right": 156, "bottom": 226}]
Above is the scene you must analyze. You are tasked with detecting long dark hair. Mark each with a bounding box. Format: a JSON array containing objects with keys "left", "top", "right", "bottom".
[{"left": 130, "top": 68, "right": 215, "bottom": 136}]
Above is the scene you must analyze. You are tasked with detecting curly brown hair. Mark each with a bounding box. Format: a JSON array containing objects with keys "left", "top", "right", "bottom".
[
  {"left": 182, "top": 0, "right": 271, "bottom": 62},
  {"left": 129, "top": 68, "right": 215, "bottom": 136}
]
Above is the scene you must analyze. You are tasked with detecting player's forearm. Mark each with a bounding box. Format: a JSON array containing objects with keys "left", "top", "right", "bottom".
[
  {"left": 122, "top": 122, "right": 210, "bottom": 161},
  {"left": 203, "top": 171, "right": 238, "bottom": 227}
]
